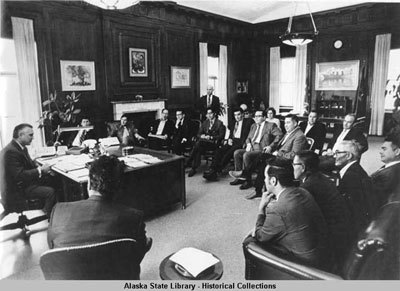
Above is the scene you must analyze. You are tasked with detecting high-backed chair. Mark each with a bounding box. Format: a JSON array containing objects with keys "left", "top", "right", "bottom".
[
  {"left": 306, "top": 137, "right": 315, "bottom": 150},
  {"left": 243, "top": 198, "right": 400, "bottom": 280},
  {"left": 40, "top": 238, "right": 143, "bottom": 280}
]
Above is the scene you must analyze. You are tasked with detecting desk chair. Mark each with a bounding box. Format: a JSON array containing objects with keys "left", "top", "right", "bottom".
[
  {"left": 40, "top": 238, "right": 143, "bottom": 280},
  {"left": 306, "top": 137, "right": 315, "bottom": 150}
]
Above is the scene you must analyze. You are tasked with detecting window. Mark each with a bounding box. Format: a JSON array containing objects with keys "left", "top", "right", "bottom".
[
  {"left": 384, "top": 48, "right": 400, "bottom": 112},
  {"left": 208, "top": 56, "right": 219, "bottom": 94},
  {"left": 279, "top": 57, "right": 296, "bottom": 111}
]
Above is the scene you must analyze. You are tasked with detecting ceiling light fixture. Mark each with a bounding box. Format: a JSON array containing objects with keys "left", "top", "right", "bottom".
[
  {"left": 279, "top": 2, "right": 318, "bottom": 46},
  {"left": 84, "top": 0, "right": 140, "bottom": 10}
]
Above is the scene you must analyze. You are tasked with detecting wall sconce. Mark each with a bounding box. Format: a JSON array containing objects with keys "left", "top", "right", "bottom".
[{"left": 84, "top": 0, "right": 140, "bottom": 10}]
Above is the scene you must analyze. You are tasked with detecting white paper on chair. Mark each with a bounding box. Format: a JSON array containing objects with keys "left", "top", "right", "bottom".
[{"left": 169, "top": 247, "right": 219, "bottom": 278}]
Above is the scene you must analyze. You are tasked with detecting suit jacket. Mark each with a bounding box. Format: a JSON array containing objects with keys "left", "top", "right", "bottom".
[
  {"left": 0, "top": 140, "right": 40, "bottom": 199},
  {"left": 254, "top": 187, "right": 328, "bottom": 268},
  {"left": 245, "top": 121, "right": 283, "bottom": 151},
  {"left": 149, "top": 119, "right": 175, "bottom": 138},
  {"left": 338, "top": 162, "right": 375, "bottom": 240},
  {"left": 228, "top": 118, "right": 254, "bottom": 146},
  {"left": 276, "top": 127, "right": 308, "bottom": 160},
  {"left": 328, "top": 127, "right": 368, "bottom": 153},
  {"left": 172, "top": 118, "right": 191, "bottom": 142},
  {"left": 198, "top": 95, "right": 221, "bottom": 118},
  {"left": 198, "top": 118, "right": 226, "bottom": 145},
  {"left": 370, "top": 162, "right": 400, "bottom": 208},
  {"left": 299, "top": 121, "right": 326, "bottom": 152},
  {"left": 111, "top": 124, "right": 139, "bottom": 146},
  {"left": 47, "top": 195, "right": 148, "bottom": 262}
]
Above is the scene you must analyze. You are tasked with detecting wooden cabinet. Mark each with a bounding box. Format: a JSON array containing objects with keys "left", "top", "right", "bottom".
[{"left": 317, "top": 96, "right": 352, "bottom": 118}]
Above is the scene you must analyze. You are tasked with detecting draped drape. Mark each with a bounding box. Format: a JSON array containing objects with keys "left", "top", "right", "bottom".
[
  {"left": 12, "top": 17, "right": 43, "bottom": 148},
  {"left": 294, "top": 45, "right": 307, "bottom": 114},
  {"left": 199, "top": 42, "right": 208, "bottom": 99},
  {"left": 218, "top": 45, "right": 228, "bottom": 126},
  {"left": 369, "top": 33, "right": 391, "bottom": 136},
  {"left": 269, "top": 47, "right": 280, "bottom": 113}
]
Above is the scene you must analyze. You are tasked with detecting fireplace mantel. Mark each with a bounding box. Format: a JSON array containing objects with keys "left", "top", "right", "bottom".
[{"left": 111, "top": 99, "right": 166, "bottom": 120}]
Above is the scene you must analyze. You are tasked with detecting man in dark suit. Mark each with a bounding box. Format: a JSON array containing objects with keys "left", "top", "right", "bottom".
[
  {"left": 293, "top": 151, "right": 351, "bottom": 268},
  {"left": 171, "top": 109, "right": 191, "bottom": 155},
  {"left": 0, "top": 123, "right": 56, "bottom": 216},
  {"left": 243, "top": 158, "right": 328, "bottom": 269},
  {"left": 299, "top": 110, "right": 326, "bottom": 153},
  {"left": 186, "top": 107, "right": 226, "bottom": 177},
  {"left": 197, "top": 85, "right": 221, "bottom": 120},
  {"left": 110, "top": 114, "right": 145, "bottom": 147},
  {"left": 335, "top": 140, "right": 375, "bottom": 243},
  {"left": 229, "top": 110, "right": 282, "bottom": 189},
  {"left": 203, "top": 108, "right": 254, "bottom": 181},
  {"left": 370, "top": 133, "right": 400, "bottom": 208},
  {"left": 47, "top": 155, "right": 151, "bottom": 264},
  {"left": 147, "top": 108, "right": 175, "bottom": 150}
]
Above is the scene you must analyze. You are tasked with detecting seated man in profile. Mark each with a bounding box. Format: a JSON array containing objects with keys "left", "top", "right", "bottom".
[
  {"left": 299, "top": 110, "right": 326, "bottom": 154},
  {"left": 110, "top": 114, "right": 145, "bottom": 147},
  {"left": 243, "top": 157, "right": 328, "bottom": 269},
  {"left": 48, "top": 155, "right": 152, "bottom": 263},
  {"left": 147, "top": 108, "right": 174, "bottom": 150}
]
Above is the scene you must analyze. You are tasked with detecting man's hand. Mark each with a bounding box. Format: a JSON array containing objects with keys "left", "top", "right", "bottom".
[
  {"left": 323, "top": 148, "right": 333, "bottom": 156},
  {"left": 246, "top": 143, "right": 252, "bottom": 152},
  {"left": 263, "top": 146, "right": 272, "bottom": 154},
  {"left": 200, "top": 134, "right": 206, "bottom": 139},
  {"left": 247, "top": 227, "right": 256, "bottom": 238},
  {"left": 41, "top": 163, "right": 52, "bottom": 175},
  {"left": 258, "top": 192, "right": 274, "bottom": 213},
  {"left": 181, "top": 138, "right": 187, "bottom": 143},
  {"left": 227, "top": 139, "right": 233, "bottom": 146}
]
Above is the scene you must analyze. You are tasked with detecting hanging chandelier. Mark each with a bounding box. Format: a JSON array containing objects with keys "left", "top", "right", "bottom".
[
  {"left": 279, "top": 2, "right": 318, "bottom": 46},
  {"left": 83, "top": 0, "right": 140, "bottom": 10}
]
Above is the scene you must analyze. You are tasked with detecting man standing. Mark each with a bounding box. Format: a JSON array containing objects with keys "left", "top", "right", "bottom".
[
  {"left": 229, "top": 110, "right": 282, "bottom": 189},
  {"left": 147, "top": 108, "right": 175, "bottom": 150},
  {"left": 110, "top": 114, "right": 145, "bottom": 147},
  {"left": 198, "top": 85, "right": 221, "bottom": 120},
  {"left": 243, "top": 158, "right": 328, "bottom": 269},
  {"left": 0, "top": 123, "right": 56, "bottom": 216},
  {"left": 186, "top": 108, "right": 225, "bottom": 177},
  {"left": 299, "top": 110, "right": 326, "bottom": 153},
  {"left": 370, "top": 133, "right": 400, "bottom": 208},
  {"left": 203, "top": 108, "right": 254, "bottom": 181},
  {"left": 334, "top": 140, "right": 375, "bottom": 242},
  {"left": 171, "top": 109, "right": 191, "bottom": 155}
]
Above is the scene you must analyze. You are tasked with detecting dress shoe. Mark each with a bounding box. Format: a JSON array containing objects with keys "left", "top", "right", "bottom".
[
  {"left": 203, "top": 171, "right": 218, "bottom": 181},
  {"left": 245, "top": 191, "right": 262, "bottom": 200},
  {"left": 188, "top": 168, "right": 196, "bottom": 177},
  {"left": 229, "top": 170, "right": 245, "bottom": 180},
  {"left": 239, "top": 181, "right": 253, "bottom": 190},
  {"left": 230, "top": 179, "right": 245, "bottom": 186}
]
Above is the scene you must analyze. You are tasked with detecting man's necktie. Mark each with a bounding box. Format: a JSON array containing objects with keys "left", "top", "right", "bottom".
[
  {"left": 208, "top": 95, "right": 211, "bottom": 107},
  {"left": 252, "top": 124, "right": 261, "bottom": 142},
  {"left": 234, "top": 122, "right": 239, "bottom": 134},
  {"left": 79, "top": 130, "right": 87, "bottom": 144}
]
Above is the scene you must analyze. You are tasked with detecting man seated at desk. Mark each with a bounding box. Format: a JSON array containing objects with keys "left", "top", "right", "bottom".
[
  {"left": 147, "top": 108, "right": 174, "bottom": 150},
  {"left": 0, "top": 123, "right": 56, "bottom": 216},
  {"left": 110, "top": 114, "right": 145, "bottom": 147},
  {"left": 57, "top": 116, "right": 96, "bottom": 148},
  {"left": 47, "top": 155, "right": 152, "bottom": 263}
]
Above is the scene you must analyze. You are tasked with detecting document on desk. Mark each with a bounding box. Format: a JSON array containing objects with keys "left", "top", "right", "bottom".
[
  {"left": 119, "top": 156, "right": 148, "bottom": 168},
  {"left": 131, "top": 154, "right": 162, "bottom": 164},
  {"left": 52, "top": 154, "right": 92, "bottom": 173},
  {"left": 169, "top": 247, "right": 219, "bottom": 278}
]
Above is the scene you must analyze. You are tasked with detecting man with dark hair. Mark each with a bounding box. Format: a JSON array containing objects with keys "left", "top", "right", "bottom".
[
  {"left": 293, "top": 151, "right": 351, "bottom": 267},
  {"left": 203, "top": 108, "right": 254, "bottom": 181},
  {"left": 70, "top": 116, "right": 96, "bottom": 147},
  {"left": 299, "top": 110, "right": 326, "bottom": 153},
  {"left": 171, "top": 109, "right": 191, "bottom": 155},
  {"left": 370, "top": 132, "right": 400, "bottom": 208},
  {"left": 47, "top": 155, "right": 151, "bottom": 264},
  {"left": 0, "top": 123, "right": 56, "bottom": 216},
  {"left": 110, "top": 114, "right": 145, "bottom": 147},
  {"left": 186, "top": 107, "right": 226, "bottom": 177},
  {"left": 147, "top": 108, "right": 175, "bottom": 150},
  {"left": 243, "top": 157, "right": 328, "bottom": 269}
]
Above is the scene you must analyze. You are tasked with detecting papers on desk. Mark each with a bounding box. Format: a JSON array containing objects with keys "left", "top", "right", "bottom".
[
  {"left": 119, "top": 154, "right": 162, "bottom": 168},
  {"left": 98, "top": 137, "right": 120, "bottom": 147},
  {"left": 169, "top": 247, "right": 219, "bottom": 278},
  {"left": 132, "top": 154, "right": 162, "bottom": 164},
  {"left": 52, "top": 154, "right": 92, "bottom": 173},
  {"left": 35, "top": 146, "right": 56, "bottom": 157}
]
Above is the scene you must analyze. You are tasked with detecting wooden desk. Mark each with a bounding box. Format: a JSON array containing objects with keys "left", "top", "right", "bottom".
[{"left": 38, "top": 147, "right": 186, "bottom": 216}]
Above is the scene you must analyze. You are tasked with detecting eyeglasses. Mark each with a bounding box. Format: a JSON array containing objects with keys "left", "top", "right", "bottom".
[
  {"left": 333, "top": 151, "right": 348, "bottom": 156},
  {"left": 254, "top": 115, "right": 263, "bottom": 117},
  {"left": 292, "top": 162, "right": 303, "bottom": 167}
]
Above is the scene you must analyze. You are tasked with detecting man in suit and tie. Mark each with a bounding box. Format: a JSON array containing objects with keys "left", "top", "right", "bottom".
[
  {"left": 47, "top": 155, "right": 152, "bottom": 267},
  {"left": 110, "top": 114, "right": 145, "bottom": 147},
  {"left": 299, "top": 110, "right": 326, "bottom": 153},
  {"left": 229, "top": 110, "right": 282, "bottom": 190},
  {"left": 243, "top": 157, "right": 328, "bottom": 269},
  {"left": 147, "top": 108, "right": 175, "bottom": 150},
  {"left": 0, "top": 123, "right": 56, "bottom": 216},
  {"left": 171, "top": 109, "right": 191, "bottom": 155},
  {"left": 335, "top": 140, "right": 375, "bottom": 243},
  {"left": 198, "top": 85, "right": 221, "bottom": 120},
  {"left": 186, "top": 107, "right": 225, "bottom": 177},
  {"left": 370, "top": 132, "right": 400, "bottom": 208},
  {"left": 203, "top": 108, "right": 254, "bottom": 181},
  {"left": 70, "top": 116, "right": 96, "bottom": 147}
]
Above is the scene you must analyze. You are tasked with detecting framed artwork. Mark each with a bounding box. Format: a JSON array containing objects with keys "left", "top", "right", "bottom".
[
  {"left": 171, "top": 66, "right": 191, "bottom": 88},
  {"left": 129, "top": 48, "right": 148, "bottom": 77},
  {"left": 237, "top": 80, "right": 248, "bottom": 93},
  {"left": 315, "top": 60, "right": 360, "bottom": 91},
  {"left": 60, "top": 60, "right": 96, "bottom": 91}
]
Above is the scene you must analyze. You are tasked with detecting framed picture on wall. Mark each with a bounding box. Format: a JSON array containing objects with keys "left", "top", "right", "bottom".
[
  {"left": 60, "top": 60, "right": 96, "bottom": 91},
  {"left": 315, "top": 60, "right": 360, "bottom": 91},
  {"left": 129, "top": 48, "right": 148, "bottom": 77},
  {"left": 171, "top": 66, "right": 191, "bottom": 88},
  {"left": 237, "top": 80, "right": 248, "bottom": 93}
]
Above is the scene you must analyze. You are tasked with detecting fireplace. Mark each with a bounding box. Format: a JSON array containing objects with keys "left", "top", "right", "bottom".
[{"left": 111, "top": 99, "right": 166, "bottom": 121}]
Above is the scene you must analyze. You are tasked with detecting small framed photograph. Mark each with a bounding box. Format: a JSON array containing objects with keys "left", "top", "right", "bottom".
[
  {"left": 237, "top": 80, "right": 248, "bottom": 93},
  {"left": 171, "top": 66, "right": 191, "bottom": 88},
  {"left": 129, "top": 48, "right": 148, "bottom": 77},
  {"left": 60, "top": 60, "right": 96, "bottom": 91}
]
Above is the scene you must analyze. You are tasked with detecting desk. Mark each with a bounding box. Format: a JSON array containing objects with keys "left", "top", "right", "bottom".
[{"left": 38, "top": 147, "right": 186, "bottom": 216}]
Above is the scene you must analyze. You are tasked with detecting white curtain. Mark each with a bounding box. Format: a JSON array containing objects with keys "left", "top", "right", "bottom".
[
  {"left": 199, "top": 42, "right": 208, "bottom": 98},
  {"left": 369, "top": 33, "right": 391, "bottom": 136},
  {"left": 269, "top": 47, "right": 280, "bottom": 113},
  {"left": 218, "top": 45, "right": 228, "bottom": 126},
  {"left": 12, "top": 17, "right": 43, "bottom": 149},
  {"left": 294, "top": 45, "right": 307, "bottom": 114}
]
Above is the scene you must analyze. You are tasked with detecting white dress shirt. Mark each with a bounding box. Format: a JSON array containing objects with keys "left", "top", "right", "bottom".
[
  {"left": 339, "top": 160, "right": 357, "bottom": 178},
  {"left": 156, "top": 120, "right": 166, "bottom": 135},
  {"left": 333, "top": 129, "right": 350, "bottom": 152},
  {"left": 233, "top": 120, "right": 243, "bottom": 139}
]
